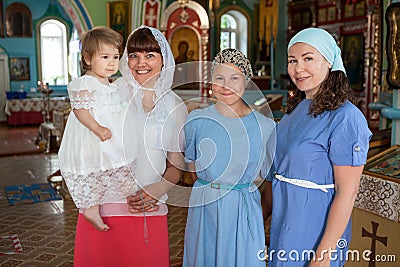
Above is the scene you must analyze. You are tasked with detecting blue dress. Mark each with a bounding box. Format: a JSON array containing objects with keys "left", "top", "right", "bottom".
[
  {"left": 269, "top": 99, "right": 372, "bottom": 267},
  {"left": 183, "top": 105, "right": 276, "bottom": 267}
]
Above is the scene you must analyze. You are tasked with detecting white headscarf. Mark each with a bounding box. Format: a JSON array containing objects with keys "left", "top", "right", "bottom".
[{"left": 117, "top": 25, "right": 187, "bottom": 152}]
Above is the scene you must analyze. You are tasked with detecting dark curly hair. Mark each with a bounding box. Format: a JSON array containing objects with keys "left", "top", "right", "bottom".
[{"left": 286, "top": 70, "right": 357, "bottom": 116}]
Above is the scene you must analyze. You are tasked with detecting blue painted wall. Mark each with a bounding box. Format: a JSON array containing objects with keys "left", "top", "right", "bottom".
[{"left": 0, "top": 0, "right": 71, "bottom": 94}]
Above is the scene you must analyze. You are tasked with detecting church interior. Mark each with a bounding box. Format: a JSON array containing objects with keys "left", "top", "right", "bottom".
[{"left": 0, "top": 0, "right": 399, "bottom": 266}]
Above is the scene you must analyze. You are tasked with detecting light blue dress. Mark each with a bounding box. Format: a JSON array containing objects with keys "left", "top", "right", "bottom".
[
  {"left": 183, "top": 105, "right": 275, "bottom": 267},
  {"left": 269, "top": 99, "right": 372, "bottom": 267}
]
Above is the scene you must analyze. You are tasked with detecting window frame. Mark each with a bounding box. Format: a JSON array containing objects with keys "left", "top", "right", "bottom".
[
  {"left": 36, "top": 17, "right": 71, "bottom": 86},
  {"left": 217, "top": 7, "right": 250, "bottom": 57},
  {"left": 220, "top": 13, "right": 239, "bottom": 50}
]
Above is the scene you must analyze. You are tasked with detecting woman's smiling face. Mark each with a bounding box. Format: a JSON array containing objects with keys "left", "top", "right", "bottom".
[
  {"left": 128, "top": 51, "right": 163, "bottom": 87},
  {"left": 212, "top": 63, "right": 246, "bottom": 106},
  {"left": 287, "top": 42, "right": 331, "bottom": 99}
]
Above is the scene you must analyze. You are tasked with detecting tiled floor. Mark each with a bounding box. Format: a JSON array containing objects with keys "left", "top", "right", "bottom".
[
  {"left": 0, "top": 122, "right": 187, "bottom": 266},
  {"left": 0, "top": 124, "right": 41, "bottom": 157},
  {"left": 5, "top": 120, "right": 388, "bottom": 267}
]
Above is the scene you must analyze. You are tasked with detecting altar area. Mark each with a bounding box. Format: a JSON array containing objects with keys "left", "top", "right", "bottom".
[
  {"left": 349, "top": 145, "right": 400, "bottom": 266},
  {"left": 5, "top": 97, "right": 69, "bottom": 126},
  {"left": 347, "top": 3, "right": 400, "bottom": 262}
]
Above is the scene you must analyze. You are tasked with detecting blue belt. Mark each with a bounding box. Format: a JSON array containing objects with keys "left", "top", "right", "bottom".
[
  {"left": 196, "top": 177, "right": 255, "bottom": 240},
  {"left": 196, "top": 178, "right": 253, "bottom": 190}
]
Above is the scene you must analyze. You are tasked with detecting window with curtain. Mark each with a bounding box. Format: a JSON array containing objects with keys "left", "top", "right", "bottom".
[{"left": 40, "top": 19, "right": 68, "bottom": 85}]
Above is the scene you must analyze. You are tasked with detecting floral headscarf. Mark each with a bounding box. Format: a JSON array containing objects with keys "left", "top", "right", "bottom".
[{"left": 212, "top": 48, "right": 253, "bottom": 81}]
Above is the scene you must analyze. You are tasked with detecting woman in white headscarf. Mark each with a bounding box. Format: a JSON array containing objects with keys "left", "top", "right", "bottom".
[
  {"left": 268, "top": 28, "right": 372, "bottom": 266},
  {"left": 73, "top": 26, "right": 187, "bottom": 267}
]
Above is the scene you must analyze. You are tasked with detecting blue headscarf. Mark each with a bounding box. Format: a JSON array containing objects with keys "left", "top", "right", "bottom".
[{"left": 288, "top": 28, "right": 346, "bottom": 75}]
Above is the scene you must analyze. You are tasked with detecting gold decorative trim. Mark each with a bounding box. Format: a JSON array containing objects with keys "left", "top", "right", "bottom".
[{"left": 385, "top": 3, "right": 400, "bottom": 89}]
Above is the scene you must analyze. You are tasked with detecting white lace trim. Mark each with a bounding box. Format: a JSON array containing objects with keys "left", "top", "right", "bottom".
[
  {"left": 62, "top": 162, "right": 138, "bottom": 209},
  {"left": 69, "top": 90, "right": 97, "bottom": 109},
  {"left": 68, "top": 76, "right": 126, "bottom": 114}
]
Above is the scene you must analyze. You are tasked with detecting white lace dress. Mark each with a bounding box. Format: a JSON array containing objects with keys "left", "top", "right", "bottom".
[{"left": 58, "top": 75, "right": 139, "bottom": 209}]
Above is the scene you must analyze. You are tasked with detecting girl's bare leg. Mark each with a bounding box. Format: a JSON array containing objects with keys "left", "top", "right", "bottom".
[{"left": 82, "top": 205, "right": 110, "bottom": 231}]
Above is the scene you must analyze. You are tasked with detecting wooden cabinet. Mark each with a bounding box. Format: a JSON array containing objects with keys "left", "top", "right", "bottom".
[{"left": 252, "top": 76, "right": 271, "bottom": 90}]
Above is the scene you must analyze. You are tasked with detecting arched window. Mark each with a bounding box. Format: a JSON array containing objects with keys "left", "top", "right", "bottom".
[
  {"left": 220, "top": 14, "right": 237, "bottom": 50},
  {"left": 220, "top": 10, "right": 248, "bottom": 55},
  {"left": 39, "top": 19, "right": 68, "bottom": 85},
  {"left": 68, "top": 28, "right": 81, "bottom": 80}
]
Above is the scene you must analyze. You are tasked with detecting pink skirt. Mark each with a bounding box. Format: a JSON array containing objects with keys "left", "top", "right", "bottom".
[{"left": 74, "top": 214, "right": 170, "bottom": 267}]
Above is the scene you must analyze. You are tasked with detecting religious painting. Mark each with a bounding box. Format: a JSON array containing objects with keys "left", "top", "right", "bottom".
[
  {"left": 302, "top": 11, "right": 311, "bottom": 25},
  {"left": 10, "top": 57, "right": 30, "bottom": 81},
  {"left": 342, "top": 34, "right": 364, "bottom": 91},
  {"left": 170, "top": 27, "right": 200, "bottom": 90},
  {"left": 171, "top": 27, "right": 199, "bottom": 64},
  {"left": 318, "top": 8, "right": 326, "bottom": 23},
  {"left": 0, "top": 0, "right": 4, "bottom": 38},
  {"left": 5, "top": 3, "right": 32, "bottom": 37},
  {"left": 327, "top": 6, "right": 336, "bottom": 21},
  {"left": 107, "top": 1, "right": 129, "bottom": 42},
  {"left": 355, "top": 1, "right": 366, "bottom": 17},
  {"left": 385, "top": 2, "right": 400, "bottom": 89},
  {"left": 344, "top": 3, "right": 354, "bottom": 18},
  {"left": 364, "top": 146, "right": 400, "bottom": 182},
  {"left": 288, "top": 2, "right": 314, "bottom": 31}
]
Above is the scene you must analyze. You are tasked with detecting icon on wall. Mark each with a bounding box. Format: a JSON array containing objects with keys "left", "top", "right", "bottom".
[
  {"left": 10, "top": 57, "right": 30, "bottom": 81},
  {"left": 107, "top": 1, "right": 129, "bottom": 43},
  {"left": 342, "top": 34, "right": 364, "bottom": 91}
]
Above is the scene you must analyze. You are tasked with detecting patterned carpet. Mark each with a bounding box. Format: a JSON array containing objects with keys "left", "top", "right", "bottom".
[{"left": 5, "top": 183, "right": 62, "bottom": 206}]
